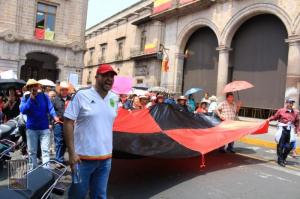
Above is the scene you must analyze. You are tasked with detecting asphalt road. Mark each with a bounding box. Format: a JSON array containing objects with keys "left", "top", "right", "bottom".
[{"left": 1, "top": 142, "right": 300, "bottom": 199}]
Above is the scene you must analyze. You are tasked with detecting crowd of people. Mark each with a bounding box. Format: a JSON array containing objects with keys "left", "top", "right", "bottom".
[
  {"left": 0, "top": 63, "right": 299, "bottom": 199},
  {"left": 116, "top": 91, "right": 220, "bottom": 115}
]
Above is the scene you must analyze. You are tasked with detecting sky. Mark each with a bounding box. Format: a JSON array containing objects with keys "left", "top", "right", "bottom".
[{"left": 86, "top": 0, "right": 140, "bottom": 29}]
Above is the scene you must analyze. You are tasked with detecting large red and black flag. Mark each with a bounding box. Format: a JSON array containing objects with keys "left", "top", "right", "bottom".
[{"left": 113, "top": 104, "right": 268, "bottom": 163}]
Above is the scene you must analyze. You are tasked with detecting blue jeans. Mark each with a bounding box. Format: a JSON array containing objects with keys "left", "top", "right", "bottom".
[
  {"left": 53, "top": 123, "right": 66, "bottom": 163},
  {"left": 68, "top": 158, "right": 112, "bottom": 199},
  {"left": 26, "top": 129, "right": 50, "bottom": 169}
]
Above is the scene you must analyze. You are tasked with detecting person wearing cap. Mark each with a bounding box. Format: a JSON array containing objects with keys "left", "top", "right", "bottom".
[
  {"left": 268, "top": 98, "right": 300, "bottom": 167},
  {"left": 64, "top": 64, "right": 118, "bottom": 199},
  {"left": 215, "top": 92, "right": 242, "bottom": 153},
  {"left": 177, "top": 95, "right": 189, "bottom": 112},
  {"left": 20, "top": 79, "right": 60, "bottom": 169},
  {"left": 51, "top": 82, "right": 71, "bottom": 165}
]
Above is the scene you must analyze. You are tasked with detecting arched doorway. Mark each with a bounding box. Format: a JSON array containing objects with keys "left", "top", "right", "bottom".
[
  {"left": 229, "top": 14, "right": 288, "bottom": 110},
  {"left": 20, "top": 52, "right": 58, "bottom": 82},
  {"left": 182, "top": 27, "right": 219, "bottom": 99}
]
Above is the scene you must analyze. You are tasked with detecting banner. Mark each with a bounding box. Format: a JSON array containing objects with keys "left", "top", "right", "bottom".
[
  {"left": 44, "top": 30, "right": 54, "bottom": 41},
  {"left": 144, "top": 43, "right": 157, "bottom": 54},
  {"left": 153, "top": 0, "right": 172, "bottom": 14},
  {"left": 35, "top": 28, "right": 45, "bottom": 40}
]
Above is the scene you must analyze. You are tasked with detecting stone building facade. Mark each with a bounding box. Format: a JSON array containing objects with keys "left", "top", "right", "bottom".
[
  {"left": 0, "top": 0, "right": 88, "bottom": 84},
  {"left": 83, "top": 0, "right": 165, "bottom": 87},
  {"left": 84, "top": 0, "right": 300, "bottom": 113}
]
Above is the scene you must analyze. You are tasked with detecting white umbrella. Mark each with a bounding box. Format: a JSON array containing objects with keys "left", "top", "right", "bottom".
[{"left": 38, "top": 79, "right": 56, "bottom": 87}]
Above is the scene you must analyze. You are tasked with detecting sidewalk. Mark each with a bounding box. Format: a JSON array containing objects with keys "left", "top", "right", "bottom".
[{"left": 238, "top": 117, "right": 300, "bottom": 154}]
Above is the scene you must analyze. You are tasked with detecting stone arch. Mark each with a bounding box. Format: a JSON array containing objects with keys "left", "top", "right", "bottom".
[
  {"left": 221, "top": 3, "right": 292, "bottom": 47},
  {"left": 20, "top": 51, "right": 59, "bottom": 81},
  {"left": 294, "top": 12, "right": 300, "bottom": 35},
  {"left": 177, "top": 18, "right": 220, "bottom": 54}
]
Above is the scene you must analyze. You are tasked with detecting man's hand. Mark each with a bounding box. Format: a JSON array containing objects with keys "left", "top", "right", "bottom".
[
  {"left": 54, "top": 116, "right": 62, "bottom": 124},
  {"left": 220, "top": 115, "right": 226, "bottom": 121},
  {"left": 69, "top": 153, "right": 81, "bottom": 171}
]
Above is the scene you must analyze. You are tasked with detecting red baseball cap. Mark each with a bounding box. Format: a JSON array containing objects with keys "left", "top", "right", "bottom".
[{"left": 96, "top": 64, "right": 117, "bottom": 76}]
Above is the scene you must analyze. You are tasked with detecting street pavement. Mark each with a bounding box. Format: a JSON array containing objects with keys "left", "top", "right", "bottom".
[{"left": 0, "top": 119, "right": 300, "bottom": 199}]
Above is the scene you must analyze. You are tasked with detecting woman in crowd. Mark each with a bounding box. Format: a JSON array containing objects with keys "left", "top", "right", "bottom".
[
  {"left": 196, "top": 100, "right": 209, "bottom": 113},
  {"left": 129, "top": 95, "right": 142, "bottom": 110},
  {"left": 3, "top": 88, "right": 20, "bottom": 122}
]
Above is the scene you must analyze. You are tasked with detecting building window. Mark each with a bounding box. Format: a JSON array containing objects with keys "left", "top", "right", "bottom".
[
  {"left": 99, "top": 43, "right": 107, "bottom": 63},
  {"left": 88, "top": 47, "right": 95, "bottom": 65},
  {"left": 87, "top": 71, "right": 92, "bottom": 84},
  {"left": 140, "top": 30, "right": 147, "bottom": 52},
  {"left": 35, "top": 2, "right": 57, "bottom": 40},
  {"left": 116, "top": 38, "right": 125, "bottom": 60}
]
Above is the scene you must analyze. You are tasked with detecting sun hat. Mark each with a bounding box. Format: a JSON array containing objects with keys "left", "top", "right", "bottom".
[{"left": 25, "top": 79, "right": 41, "bottom": 88}]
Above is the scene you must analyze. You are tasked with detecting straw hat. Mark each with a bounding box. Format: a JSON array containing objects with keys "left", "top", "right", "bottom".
[
  {"left": 139, "top": 95, "right": 148, "bottom": 99},
  {"left": 177, "top": 96, "right": 187, "bottom": 101},
  {"left": 59, "top": 81, "right": 70, "bottom": 89},
  {"left": 209, "top": 95, "right": 217, "bottom": 102},
  {"left": 201, "top": 99, "right": 210, "bottom": 104},
  {"left": 25, "top": 79, "right": 41, "bottom": 88},
  {"left": 56, "top": 81, "right": 71, "bottom": 93}
]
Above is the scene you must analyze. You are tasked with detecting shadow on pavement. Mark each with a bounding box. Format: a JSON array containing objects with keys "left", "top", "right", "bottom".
[{"left": 108, "top": 150, "right": 264, "bottom": 199}]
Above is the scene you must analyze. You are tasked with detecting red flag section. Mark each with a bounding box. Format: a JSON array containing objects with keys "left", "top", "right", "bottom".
[
  {"left": 114, "top": 108, "right": 162, "bottom": 133},
  {"left": 165, "top": 120, "right": 269, "bottom": 154}
]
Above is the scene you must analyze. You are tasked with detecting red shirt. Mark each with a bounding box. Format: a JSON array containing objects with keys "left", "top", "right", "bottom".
[{"left": 269, "top": 108, "right": 299, "bottom": 132}]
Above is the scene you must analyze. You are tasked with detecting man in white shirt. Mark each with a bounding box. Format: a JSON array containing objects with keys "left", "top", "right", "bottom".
[{"left": 64, "top": 64, "right": 118, "bottom": 199}]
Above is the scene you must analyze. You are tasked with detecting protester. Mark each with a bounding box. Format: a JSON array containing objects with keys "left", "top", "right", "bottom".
[
  {"left": 139, "top": 95, "right": 149, "bottom": 109},
  {"left": 123, "top": 94, "right": 135, "bottom": 109},
  {"left": 0, "top": 93, "right": 5, "bottom": 123},
  {"left": 20, "top": 79, "right": 59, "bottom": 169},
  {"left": 268, "top": 98, "right": 299, "bottom": 167},
  {"left": 165, "top": 94, "right": 176, "bottom": 105},
  {"left": 52, "top": 82, "right": 71, "bottom": 166},
  {"left": 48, "top": 90, "right": 57, "bottom": 100},
  {"left": 130, "top": 95, "right": 142, "bottom": 110},
  {"left": 146, "top": 96, "right": 157, "bottom": 109},
  {"left": 177, "top": 96, "right": 189, "bottom": 112},
  {"left": 202, "top": 92, "right": 210, "bottom": 103},
  {"left": 118, "top": 94, "right": 128, "bottom": 108},
  {"left": 187, "top": 94, "right": 196, "bottom": 112},
  {"left": 3, "top": 88, "right": 20, "bottom": 122},
  {"left": 48, "top": 90, "right": 57, "bottom": 154},
  {"left": 156, "top": 94, "right": 165, "bottom": 104},
  {"left": 64, "top": 64, "right": 118, "bottom": 199},
  {"left": 215, "top": 92, "right": 242, "bottom": 153},
  {"left": 196, "top": 100, "right": 209, "bottom": 113},
  {"left": 208, "top": 95, "right": 218, "bottom": 114}
]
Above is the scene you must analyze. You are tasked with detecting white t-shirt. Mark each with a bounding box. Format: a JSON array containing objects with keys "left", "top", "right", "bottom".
[{"left": 64, "top": 87, "right": 118, "bottom": 160}]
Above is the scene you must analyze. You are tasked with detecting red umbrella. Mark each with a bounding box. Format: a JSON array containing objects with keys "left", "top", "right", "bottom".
[{"left": 223, "top": 81, "right": 254, "bottom": 93}]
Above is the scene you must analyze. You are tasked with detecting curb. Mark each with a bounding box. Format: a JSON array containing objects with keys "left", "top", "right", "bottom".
[{"left": 239, "top": 137, "right": 300, "bottom": 154}]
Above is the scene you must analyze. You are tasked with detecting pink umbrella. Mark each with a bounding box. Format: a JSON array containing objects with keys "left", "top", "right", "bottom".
[
  {"left": 223, "top": 81, "right": 254, "bottom": 93},
  {"left": 112, "top": 76, "right": 133, "bottom": 94}
]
